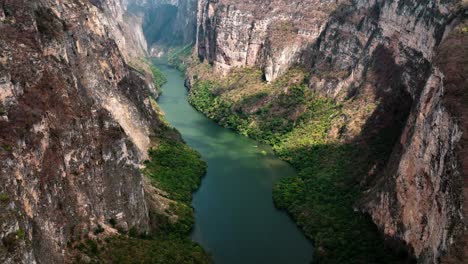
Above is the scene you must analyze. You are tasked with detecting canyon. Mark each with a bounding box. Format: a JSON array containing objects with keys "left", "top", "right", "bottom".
[
  {"left": 0, "top": 0, "right": 467, "bottom": 263},
  {"left": 0, "top": 0, "right": 208, "bottom": 263},
  {"left": 190, "top": 0, "right": 467, "bottom": 262}
]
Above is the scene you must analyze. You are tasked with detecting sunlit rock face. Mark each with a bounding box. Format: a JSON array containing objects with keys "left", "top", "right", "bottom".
[
  {"left": 0, "top": 0, "right": 166, "bottom": 262},
  {"left": 196, "top": 0, "right": 343, "bottom": 82},
  {"left": 195, "top": 0, "right": 467, "bottom": 262}
]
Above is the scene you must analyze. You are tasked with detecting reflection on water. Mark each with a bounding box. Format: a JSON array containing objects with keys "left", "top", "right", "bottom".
[{"left": 156, "top": 64, "right": 313, "bottom": 264}]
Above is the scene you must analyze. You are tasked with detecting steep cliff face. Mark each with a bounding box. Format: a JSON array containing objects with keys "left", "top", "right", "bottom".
[
  {"left": 196, "top": 0, "right": 345, "bottom": 81},
  {"left": 435, "top": 22, "right": 468, "bottom": 263},
  {"left": 0, "top": 0, "right": 165, "bottom": 262},
  {"left": 125, "top": 0, "right": 198, "bottom": 57},
  {"left": 94, "top": 0, "right": 149, "bottom": 60},
  {"left": 193, "top": 0, "right": 467, "bottom": 262},
  {"left": 362, "top": 18, "right": 468, "bottom": 263},
  {"left": 320, "top": 1, "right": 466, "bottom": 262}
]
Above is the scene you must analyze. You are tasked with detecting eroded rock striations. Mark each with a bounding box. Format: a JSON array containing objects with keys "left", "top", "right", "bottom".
[
  {"left": 193, "top": 0, "right": 467, "bottom": 262},
  {"left": 196, "top": 0, "right": 355, "bottom": 81},
  {"left": 0, "top": 0, "right": 166, "bottom": 262}
]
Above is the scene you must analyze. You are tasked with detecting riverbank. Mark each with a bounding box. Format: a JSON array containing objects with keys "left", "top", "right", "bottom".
[
  {"left": 154, "top": 63, "right": 313, "bottom": 264},
  {"left": 186, "top": 62, "right": 408, "bottom": 263},
  {"left": 74, "top": 63, "right": 211, "bottom": 263}
]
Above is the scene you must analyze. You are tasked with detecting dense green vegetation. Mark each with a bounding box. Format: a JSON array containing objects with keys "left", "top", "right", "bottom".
[
  {"left": 144, "top": 139, "right": 206, "bottom": 204},
  {"left": 99, "top": 236, "right": 207, "bottom": 264},
  {"left": 188, "top": 65, "right": 404, "bottom": 263},
  {"left": 150, "top": 64, "right": 168, "bottom": 91},
  {"left": 142, "top": 133, "right": 207, "bottom": 237},
  {"left": 76, "top": 235, "right": 210, "bottom": 264},
  {"left": 188, "top": 68, "right": 333, "bottom": 146}
]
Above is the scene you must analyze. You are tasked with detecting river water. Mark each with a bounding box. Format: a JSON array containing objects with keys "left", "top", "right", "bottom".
[{"left": 156, "top": 64, "right": 313, "bottom": 264}]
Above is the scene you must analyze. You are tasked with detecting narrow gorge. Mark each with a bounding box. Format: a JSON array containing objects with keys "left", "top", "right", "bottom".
[{"left": 0, "top": 0, "right": 467, "bottom": 263}]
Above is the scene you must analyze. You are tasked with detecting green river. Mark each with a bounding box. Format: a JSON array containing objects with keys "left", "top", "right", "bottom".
[{"left": 156, "top": 64, "right": 313, "bottom": 264}]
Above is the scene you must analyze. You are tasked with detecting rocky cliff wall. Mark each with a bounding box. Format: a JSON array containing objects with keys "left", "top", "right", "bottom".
[
  {"left": 361, "top": 16, "right": 468, "bottom": 263},
  {"left": 125, "top": 0, "right": 197, "bottom": 57},
  {"left": 93, "top": 0, "right": 149, "bottom": 60},
  {"left": 0, "top": 0, "right": 165, "bottom": 262},
  {"left": 194, "top": 0, "right": 467, "bottom": 262},
  {"left": 196, "top": 0, "right": 344, "bottom": 81}
]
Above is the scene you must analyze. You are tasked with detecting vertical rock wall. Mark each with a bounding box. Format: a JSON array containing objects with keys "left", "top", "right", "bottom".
[
  {"left": 196, "top": 0, "right": 342, "bottom": 81},
  {"left": 0, "top": 0, "right": 164, "bottom": 262},
  {"left": 125, "top": 0, "right": 198, "bottom": 56},
  {"left": 94, "top": 0, "right": 149, "bottom": 60}
]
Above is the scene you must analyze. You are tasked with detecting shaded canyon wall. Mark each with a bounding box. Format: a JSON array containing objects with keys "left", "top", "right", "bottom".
[{"left": 194, "top": 0, "right": 468, "bottom": 262}]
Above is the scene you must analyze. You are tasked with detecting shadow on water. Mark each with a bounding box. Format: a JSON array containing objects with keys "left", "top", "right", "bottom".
[{"left": 155, "top": 64, "right": 314, "bottom": 264}]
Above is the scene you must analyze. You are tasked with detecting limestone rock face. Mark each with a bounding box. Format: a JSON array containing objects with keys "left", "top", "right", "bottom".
[
  {"left": 93, "top": 0, "right": 149, "bottom": 60},
  {"left": 360, "top": 14, "right": 468, "bottom": 263},
  {"left": 361, "top": 69, "right": 464, "bottom": 263},
  {"left": 0, "top": 0, "right": 164, "bottom": 263},
  {"left": 196, "top": 0, "right": 345, "bottom": 81},
  {"left": 195, "top": 0, "right": 467, "bottom": 262}
]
